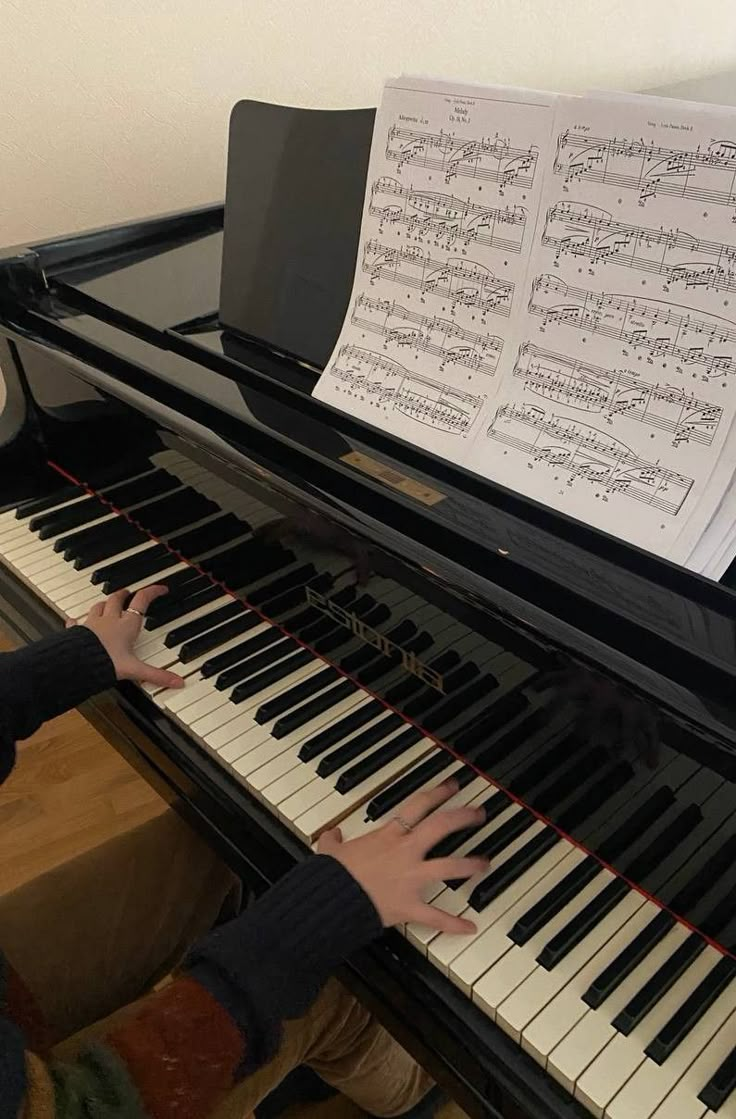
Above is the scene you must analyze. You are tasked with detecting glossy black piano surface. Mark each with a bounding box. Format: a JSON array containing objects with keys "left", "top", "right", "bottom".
[{"left": 1, "top": 106, "right": 736, "bottom": 1119}]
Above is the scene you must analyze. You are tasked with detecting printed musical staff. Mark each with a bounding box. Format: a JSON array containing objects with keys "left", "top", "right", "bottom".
[
  {"left": 529, "top": 274, "right": 736, "bottom": 380},
  {"left": 351, "top": 294, "right": 502, "bottom": 376},
  {"left": 487, "top": 401, "right": 694, "bottom": 514},
  {"left": 514, "top": 343, "right": 722, "bottom": 446},
  {"left": 386, "top": 125, "right": 538, "bottom": 188},
  {"left": 330, "top": 345, "right": 485, "bottom": 434},
  {"left": 542, "top": 201, "right": 736, "bottom": 293},
  {"left": 363, "top": 240, "right": 514, "bottom": 316},
  {"left": 369, "top": 176, "right": 526, "bottom": 252},
  {"left": 554, "top": 131, "right": 736, "bottom": 208}
]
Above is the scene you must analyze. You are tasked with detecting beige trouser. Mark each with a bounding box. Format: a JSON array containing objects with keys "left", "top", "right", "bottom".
[{"left": 0, "top": 809, "right": 432, "bottom": 1117}]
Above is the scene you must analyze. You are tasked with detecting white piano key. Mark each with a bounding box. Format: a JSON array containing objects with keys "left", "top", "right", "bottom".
[
  {"left": 546, "top": 922, "right": 693, "bottom": 1095},
  {"left": 244, "top": 695, "right": 379, "bottom": 792},
  {"left": 430, "top": 832, "right": 575, "bottom": 977},
  {"left": 649, "top": 1008, "right": 736, "bottom": 1119},
  {"left": 202, "top": 662, "right": 328, "bottom": 753},
  {"left": 472, "top": 869, "right": 618, "bottom": 1025},
  {"left": 290, "top": 735, "right": 438, "bottom": 841},
  {"left": 497, "top": 896, "right": 651, "bottom": 1047},
  {"left": 134, "top": 595, "right": 234, "bottom": 655},
  {"left": 521, "top": 896, "right": 657, "bottom": 1065},
  {"left": 573, "top": 945, "right": 721, "bottom": 1118},
  {"left": 605, "top": 972, "right": 736, "bottom": 1119},
  {"left": 408, "top": 802, "right": 534, "bottom": 952},
  {"left": 190, "top": 661, "right": 322, "bottom": 745}
]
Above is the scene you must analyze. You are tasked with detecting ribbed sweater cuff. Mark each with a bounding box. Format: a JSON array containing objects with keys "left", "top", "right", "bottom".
[
  {"left": 26, "top": 628, "right": 116, "bottom": 719},
  {"left": 187, "top": 855, "right": 382, "bottom": 1073}
]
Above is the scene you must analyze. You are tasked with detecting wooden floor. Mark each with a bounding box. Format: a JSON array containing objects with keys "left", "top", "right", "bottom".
[{"left": 0, "top": 627, "right": 467, "bottom": 1117}]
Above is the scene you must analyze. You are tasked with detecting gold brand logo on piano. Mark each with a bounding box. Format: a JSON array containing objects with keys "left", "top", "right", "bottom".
[{"left": 305, "top": 588, "right": 445, "bottom": 693}]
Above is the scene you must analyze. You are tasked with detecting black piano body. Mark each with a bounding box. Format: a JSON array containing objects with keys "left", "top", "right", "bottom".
[{"left": 0, "top": 103, "right": 735, "bottom": 1119}]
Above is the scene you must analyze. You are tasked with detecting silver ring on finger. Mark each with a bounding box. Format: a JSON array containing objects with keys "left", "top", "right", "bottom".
[{"left": 393, "top": 814, "right": 414, "bottom": 834}]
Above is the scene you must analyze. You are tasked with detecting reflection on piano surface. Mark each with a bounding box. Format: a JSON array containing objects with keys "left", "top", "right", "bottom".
[{"left": 2, "top": 99, "right": 736, "bottom": 1119}]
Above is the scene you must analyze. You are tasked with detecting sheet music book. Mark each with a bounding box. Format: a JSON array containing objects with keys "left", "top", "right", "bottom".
[{"left": 313, "top": 76, "right": 736, "bottom": 579}]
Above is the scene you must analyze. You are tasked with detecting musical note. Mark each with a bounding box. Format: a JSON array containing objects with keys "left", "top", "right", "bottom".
[
  {"left": 542, "top": 202, "right": 736, "bottom": 293},
  {"left": 350, "top": 294, "right": 503, "bottom": 376},
  {"left": 386, "top": 125, "right": 539, "bottom": 188},
  {"left": 529, "top": 274, "right": 736, "bottom": 381},
  {"left": 363, "top": 240, "right": 514, "bottom": 317},
  {"left": 554, "top": 131, "right": 736, "bottom": 208},
  {"left": 329, "top": 345, "right": 485, "bottom": 434},
  {"left": 487, "top": 402, "right": 693, "bottom": 515},
  {"left": 514, "top": 343, "right": 723, "bottom": 445},
  {"left": 369, "top": 177, "right": 526, "bottom": 252}
]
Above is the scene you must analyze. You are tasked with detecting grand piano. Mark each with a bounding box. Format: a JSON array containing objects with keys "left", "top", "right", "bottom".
[{"left": 2, "top": 72, "right": 736, "bottom": 1119}]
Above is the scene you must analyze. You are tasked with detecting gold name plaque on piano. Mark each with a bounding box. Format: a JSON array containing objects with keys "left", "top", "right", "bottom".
[{"left": 341, "top": 451, "right": 446, "bottom": 507}]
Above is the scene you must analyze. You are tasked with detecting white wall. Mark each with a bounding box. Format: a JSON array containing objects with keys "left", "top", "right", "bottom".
[{"left": 2, "top": 0, "right": 736, "bottom": 245}]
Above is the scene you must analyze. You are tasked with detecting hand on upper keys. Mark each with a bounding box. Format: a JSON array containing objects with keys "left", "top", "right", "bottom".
[
  {"left": 68, "top": 585, "right": 185, "bottom": 690},
  {"left": 318, "top": 779, "right": 489, "bottom": 934}
]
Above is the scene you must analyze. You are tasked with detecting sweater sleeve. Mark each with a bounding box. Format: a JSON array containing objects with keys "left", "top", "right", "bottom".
[
  {"left": 6, "top": 856, "right": 383, "bottom": 1119},
  {"left": 0, "top": 627, "right": 115, "bottom": 784}
]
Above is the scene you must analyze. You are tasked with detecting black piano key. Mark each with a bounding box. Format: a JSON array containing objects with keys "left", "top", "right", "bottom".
[
  {"left": 538, "top": 805, "right": 701, "bottom": 971},
  {"left": 698, "top": 1043, "right": 736, "bottom": 1110},
  {"left": 645, "top": 956, "right": 736, "bottom": 1065},
  {"left": 509, "top": 766, "right": 634, "bottom": 946},
  {"left": 248, "top": 563, "right": 318, "bottom": 607},
  {"left": 58, "top": 511, "right": 146, "bottom": 556},
  {"left": 144, "top": 583, "right": 223, "bottom": 628},
  {"left": 32, "top": 495, "right": 108, "bottom": 538},
  {"left": 200, "top": 626, "right": 283, "bottom": 675},
  {"left": 299, "top": 593, "right": 375, "bottom": 645},
  {"left": 356, "top": 630, "right": 434, "bottom": 687},
  {"left": 403, "top": 662, "right": 479, "bottom": 718},
  {"left": 364, "top": 697, "right": 535, "bottom": 823},
  {"left": 132, "top": 489, "right": 217, "bottom": 535},
  {"left": 298, "top": 700, "right": 386, "bottom": 762},
  {"left": 179, "top": 612, "right": 263, "bottom": 663},
  {"left": 167, "top": 513, "right": 249, "bottom": 560},
  {"left": 384, "top": 649, "right": 461, "bottom": 708},
  {"left": 256, "top": 666, "right": 340, "bottom": 724},
  {"left": 70, "top": 521, "right": 149, "bottom": 566},
  {"left": 317, "top": 714, "right": 406, "bottom": 777},
  {"left": 212, "top": 635, "right": 294, "bottom": 686},
  {"left": 98, "top": 468, "right": 180, "bottom": 511},
  {"left": 93, "top": 544, "right": 170, "bottom": 590},
  {"left": 165, "top": 600, "right": 245, "bottom": 647},
  {"left": 263, "top": 572, "right": 334, "bottom": 620},
  {"left": 273, "top": 680, "right": 357, "bottom": 741},
  {"left": 597, "top": 785, "right": 678, "bottom": 863},
  {"left": 469, "top": 758, "right": 634, "bottom": 913},
  {"left": 335, "top": 726, "right": 426, "bottom": 793},
  {"left": 15, "top": 484, "right": 86, "bottom": 519},
  {"left": 430, "top": 791, "right": 510, "bottom": 861},
  {"left": 583, "top": 830, "right": 736, "bottom": 1009},
  {"left": 231, "top": 648, "right": 315, "bottom": 704},
  {"left": 148, "top": 566, "right": 207, "bottom": 600},
  {"left": 311, "top": 601, "right": 391, "bottom": 656},
  {"left": 584, "top": 910, "right": 676, "bottom": 1009},
  {"left": 340, "top": 619, "right": 416, "bottom": 674},
  {"left": 614, "top": 887, "right": 736, "bottom": 1035},
  {"left": 465, "top": 810, "right": 537, "bottom": 888}
]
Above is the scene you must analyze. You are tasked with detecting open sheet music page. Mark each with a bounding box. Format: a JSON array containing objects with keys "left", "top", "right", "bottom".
[
  {"left": 465, "top": 93, "right": 736, "bottom": 566},
  {"left": 315, "top": 76, "right": 736, "bottom": 573},
  {"left": 313, "top": 76, "right": 554, "bottom": 465}
]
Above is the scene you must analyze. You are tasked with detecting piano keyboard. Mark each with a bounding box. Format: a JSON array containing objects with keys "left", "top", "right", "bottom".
[{"left": 2, "top": 449, "right": 736, "bottom": 1119}]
